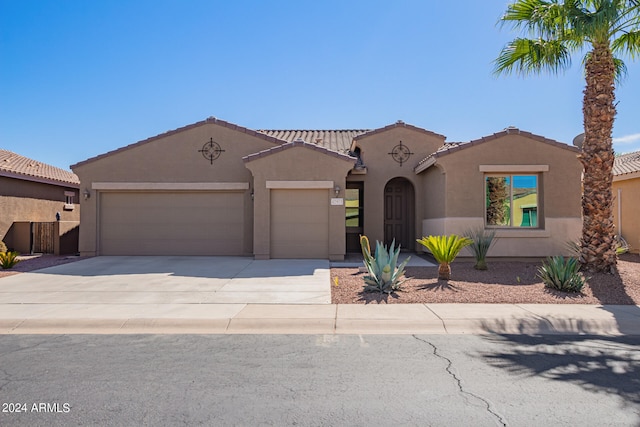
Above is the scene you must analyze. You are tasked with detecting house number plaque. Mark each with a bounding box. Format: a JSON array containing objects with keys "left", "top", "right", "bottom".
[{"left": 199, "top": 138, "right": 225, "bottom": 164}]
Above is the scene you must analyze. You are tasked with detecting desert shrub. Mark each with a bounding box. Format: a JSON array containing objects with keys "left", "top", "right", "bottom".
[
  {"left": 0, "top": 251, "right": 21, "bottom": 269},
  {"left": 416, "top": 234, "right": 472, "bottom": 280},
  {"left": 0, "top": 241, "right": 7, "bottom": 253},
  {"left": 465, "top": 228, "right": 497, "bottom": 270},
  {"left": 537, "top": 256, "right": 587, "bottom": 293},
  {"left": 360, "top": 236, "right": 410, "bottom": 294}
]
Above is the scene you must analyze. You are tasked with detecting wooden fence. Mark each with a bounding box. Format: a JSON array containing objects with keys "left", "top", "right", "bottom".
[{"left": 31, "top": 222, "right": 55, "bottom": 254}]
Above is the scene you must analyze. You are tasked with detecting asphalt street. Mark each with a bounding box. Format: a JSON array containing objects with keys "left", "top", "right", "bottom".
[{"left": 1, "top": 334, "right": 639, "bottom": 426}]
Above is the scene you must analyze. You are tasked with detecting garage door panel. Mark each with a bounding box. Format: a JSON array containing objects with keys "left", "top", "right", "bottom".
[
  {"left": 270, "top": 189, "right": 329, "bottom": 259},
  {"left": 100, "top": 192, "right": 244, "bottom": 256}
]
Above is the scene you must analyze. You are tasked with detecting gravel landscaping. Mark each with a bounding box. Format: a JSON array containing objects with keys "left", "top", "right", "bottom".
[
  {"left": 4, "top": 253, "right": 639, "bottom": 305},
  {"left": 0, "top": 254, "right": 89, "bottom": 279},
  {"left": 331, "top": 253, "right": 640, "bottom": 305}
]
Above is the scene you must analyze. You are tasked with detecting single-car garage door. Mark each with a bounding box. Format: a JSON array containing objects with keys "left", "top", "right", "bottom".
[
  {"left": 99, "top": 191, "right": 244, "bottom": 255},
  {"left": 270, "top": 189, "right": 328, "bottom": 258}
]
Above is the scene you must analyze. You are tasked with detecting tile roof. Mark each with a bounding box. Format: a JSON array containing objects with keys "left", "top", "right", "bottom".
[
  {"left": 0, "top": 149, "right": 80, "bottom": 187},
  {"left": 353, "top": 120, "right": 446, "bottom": 142},
  {"left": 257, "top": 130, "right": 369, "bottom": 154},
  {"left": 243, "top": 139, "right": 357, "bottom": 163},
  {"left": 614, "top": 150, "right": 640, "bottom": 177}
]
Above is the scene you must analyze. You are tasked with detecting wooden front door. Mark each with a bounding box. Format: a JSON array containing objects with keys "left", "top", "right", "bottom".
[{"left": 384, "top": 178, "right": 415, "bottom": 251}]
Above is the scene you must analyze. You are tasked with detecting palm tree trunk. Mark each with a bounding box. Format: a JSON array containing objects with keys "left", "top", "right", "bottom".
[
  {"left": 579, "top": 42, "right": 617, "bottom": 273},
  {"left": 438, "top": 262, "right": 451, "bottom": 280}
]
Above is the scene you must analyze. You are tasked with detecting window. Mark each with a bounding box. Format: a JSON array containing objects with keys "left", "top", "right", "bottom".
[
  {"left": 345, "top": 187, "right": 363, "bottom": 227},
  {"left": 64, "top": 191, "right": 75, "bottom": 211},
  {"left": 485, "top": 175, "right": 538, "bottom": 227}
]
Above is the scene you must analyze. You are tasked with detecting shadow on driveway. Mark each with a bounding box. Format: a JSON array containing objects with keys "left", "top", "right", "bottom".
[{"left": 24, "top": 256, "right": 329, "bottom": 279}]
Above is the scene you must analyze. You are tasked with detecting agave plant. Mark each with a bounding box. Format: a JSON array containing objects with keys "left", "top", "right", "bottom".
[
  {"left": 417, "top": 234, "right": 472, "bottom": 280},
  {"left": 465, "top": 228, "right": 497, "bottom": 270},
  {"left": 359, "top": 235, "right": 410, "bottom": 294},
  {"left": 537, "top": 256, "right": 588, "bottom": 293},
  {"left": 0, "top": 251, "right": 21, "bottom": 269}
]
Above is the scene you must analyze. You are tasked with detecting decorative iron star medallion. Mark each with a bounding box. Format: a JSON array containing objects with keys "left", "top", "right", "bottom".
[
  {"left": 198, "top": 138, "right": 225, "bottom": 164},
  {"left": 389, "top": 141, "right": 413, "bottom": 166}
]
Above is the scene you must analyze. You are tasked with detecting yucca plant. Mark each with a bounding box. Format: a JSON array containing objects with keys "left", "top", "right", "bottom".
[
  {"left": 465, "top": 228, "right": 497, "bottom": 270},
  {"left": 417, "top": 234, "right": 472, "bottom": 280},
  {"left": 537, "top": 256, "right": 588, "bottom": 293},
  {"left": 359, "top": 235, "right": 410, "bottom": 294},
  {"left": 0, "top": 251, "right": 21, "bottom": 269}
]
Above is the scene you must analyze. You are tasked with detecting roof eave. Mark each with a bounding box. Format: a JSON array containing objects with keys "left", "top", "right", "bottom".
[
  {"left": 414, "top": 156, "right": 437, "bottom": 174},
  {"left": 71, "top": 116, "right": 288, "bottom": 170},
  {"left": 0, "top": 170, "right": 80, "bottom": 188},
  {"left": 613, "top": 170, "right": 640, "bottom": 182}
]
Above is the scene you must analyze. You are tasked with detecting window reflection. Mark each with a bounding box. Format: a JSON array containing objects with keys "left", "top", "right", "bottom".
[{"left": 486, "top": 175, "right": 538, "bottom": 227}]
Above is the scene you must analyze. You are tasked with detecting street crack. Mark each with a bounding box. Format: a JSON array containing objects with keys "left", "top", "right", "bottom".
[{"left": 413, "top": 335, "right": 507, "bottom": 426}]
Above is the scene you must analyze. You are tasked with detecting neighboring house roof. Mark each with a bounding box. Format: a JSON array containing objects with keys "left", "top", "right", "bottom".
[
  {"left": 614, "top": 150, "right": 640, "bottom": 179},
  {"left": 0, "top": 149, "right": 80, "bottom": 187},
  {"left": 243, "top": 139, "right": 356, "bottom": 163},
  {"left": 258, "top": 130, "right": 368, "bottom": 154},
  {"left": 414, "top": 127, "right": 579, "bottom": 174},
  {"left": 71, "top": 116, "right": 288, "bottom": 169}
]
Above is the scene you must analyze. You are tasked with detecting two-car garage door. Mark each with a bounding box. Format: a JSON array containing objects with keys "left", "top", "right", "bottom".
[{"left": 99, "top": 192, "right": 244, "bottom": 256}]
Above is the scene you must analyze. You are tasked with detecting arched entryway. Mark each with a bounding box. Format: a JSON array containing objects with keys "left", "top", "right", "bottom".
[{"left": 384, "top": 177, "right": 415, "bottom": 251}]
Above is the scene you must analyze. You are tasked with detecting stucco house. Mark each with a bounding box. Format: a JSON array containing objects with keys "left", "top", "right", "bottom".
[
  {"left": 613, "top": 150, "right": 640, "bottom": 253},
  {"left": 1, "top": 149, "right": 80, "bottom": 254},
  {"left": 71, "top": 117, "right": 582, "bottom": 260}
]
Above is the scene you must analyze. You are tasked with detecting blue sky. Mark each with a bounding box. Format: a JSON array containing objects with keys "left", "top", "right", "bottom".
[{"left": 1, "top": 0, "right": 639, "bottom": 171}]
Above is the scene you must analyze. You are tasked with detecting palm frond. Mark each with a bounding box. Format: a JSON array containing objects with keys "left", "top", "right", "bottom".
[
  {"left": 500, "top": 0, "right": 569, "bottom": 39},
  {"left": 612, "top": 29, "right": 640, "bottom": 58},
  {"left": 494, "top": 37, "right": 572, "bottom": 75}
]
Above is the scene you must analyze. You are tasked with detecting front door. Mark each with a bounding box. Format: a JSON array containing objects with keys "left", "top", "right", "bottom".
[{"left": 384, "top": 177, "right": 415, "bottom": 251}]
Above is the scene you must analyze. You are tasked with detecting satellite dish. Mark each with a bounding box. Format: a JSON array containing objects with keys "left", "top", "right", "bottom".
[{"left": 573, "top": 133, "right": 585, "bottom": 149}]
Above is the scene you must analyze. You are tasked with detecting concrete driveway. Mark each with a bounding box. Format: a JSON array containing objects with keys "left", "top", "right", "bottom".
[{"left": 0, "top": 256, "right": 331, "bottom": 305}]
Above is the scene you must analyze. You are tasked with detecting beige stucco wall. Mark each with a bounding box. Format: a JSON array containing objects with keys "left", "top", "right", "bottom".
[
  {"left": 422, "top": 217, "right": 582, "bottom": 258},
  {"left": 421, "top": 132, "right": 582, "bottom": 257},
  {"left": 422, "top": 165, "right": 446, "bottom": 220},
  {"left": 0, "top": 176, "right": 80, "bottom": 252},
  {"left": 72, "top": 121, "right": 276, "bottom": 256},
  {"left": 244, "top": 145, "right": 354, "bottom": 260},
  {"left": 613, "top": 176, "right": 640, "bottom": 253},
  {"left": 349, "top": 125, "right": 446, "bottom": 251}
]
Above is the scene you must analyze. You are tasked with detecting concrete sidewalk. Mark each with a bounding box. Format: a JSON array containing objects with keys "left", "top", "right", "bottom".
[
  {"left": 1, "top": 303, "right": 639, "bottom": 336},
  {"left": 1, "top": 256, "right": 638, "bottom": 336}
]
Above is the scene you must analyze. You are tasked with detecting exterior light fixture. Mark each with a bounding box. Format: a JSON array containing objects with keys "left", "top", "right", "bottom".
[
  {"left": 334, "top": 185, "right": 341, "bottom": 197},
  {"left": 83, "top": 189, "right": 91, "bottom": 200}
]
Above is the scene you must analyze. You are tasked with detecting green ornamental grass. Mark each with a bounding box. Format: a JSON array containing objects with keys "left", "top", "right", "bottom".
[{"left": 465, "top": 228, "right": 497, "bottom": 270}]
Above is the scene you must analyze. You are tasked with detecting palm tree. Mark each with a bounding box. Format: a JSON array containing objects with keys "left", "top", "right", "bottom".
[
  {"left": 417, "top": 235, "right": 473, "bottom": 280},
  {"left": 494, "top": 0, "right": 640, "bottom": 273}
]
